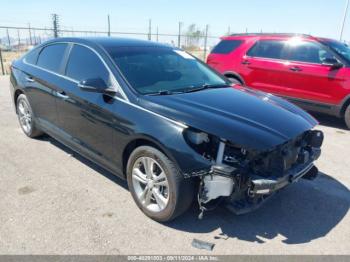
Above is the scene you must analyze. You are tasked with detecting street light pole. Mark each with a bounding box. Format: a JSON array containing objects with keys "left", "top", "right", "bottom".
[
  {"left": 178, "top": 22, "right": 182, "bottom": 48},
  {"left": 203, "top": 24, "right": 209, "bottom": 61},
  {"left": 340, "top": 0, "right": 350, "bottom": 41},
  {"left": 148, "top": 19, "right": 152, "bottom": 41},
  {"left": 107, "top": 14, "right": 111, "bottom": 37}
]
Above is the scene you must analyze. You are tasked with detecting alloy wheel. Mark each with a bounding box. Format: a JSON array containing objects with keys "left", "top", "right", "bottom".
[
  {"left": 18, "top": 99, "right": 32, "bottom": 134},
  {"left": 131, "top": 156, "right": 169, "bottom": 212}
]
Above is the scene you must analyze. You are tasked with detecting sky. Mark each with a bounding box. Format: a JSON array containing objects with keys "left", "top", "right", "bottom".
[{"left": 1, "top": 0, "right": 350, "bottom": 44}]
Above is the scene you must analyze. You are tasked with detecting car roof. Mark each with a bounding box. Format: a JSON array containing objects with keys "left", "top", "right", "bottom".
[
  {"left": 41, "top": 36, "right": 172, "bottom": 49},
  {"left": 221, "top": 33, "right": 318, "bottom": 41}
]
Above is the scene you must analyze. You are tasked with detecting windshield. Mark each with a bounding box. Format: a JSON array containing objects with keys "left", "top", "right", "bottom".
[
  {"left": 106, "top": 46, "right": 228, "bottom": 95},
  {"left": 322, "top": 39, "right": 350, "bottom": 63}
]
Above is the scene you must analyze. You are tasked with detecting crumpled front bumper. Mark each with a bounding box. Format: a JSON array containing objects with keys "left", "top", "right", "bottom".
[
  {"left": 250, "top": 162, "right": 318, "bottom": 195},
  {"left": 250, "top": 147, "right": 321, "bottom": 195},
  {"left": 225, "top": 156, "right": 320, "bottom": 215}
]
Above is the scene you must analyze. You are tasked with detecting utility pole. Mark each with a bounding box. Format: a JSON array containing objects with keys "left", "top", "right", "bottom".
[
  {"left": 227, "top": 26, "right": 231, "bottom": 36},
  {"left": 28, "top": 23, "right": 32, "bottom": 45},
  {"left": 107, "top": 14, "right": 111, "bottom": 36},
  {"left": 148, "top": 19, "right": 152, "bottom": 40},
  {"left": 0, "top": 47, "right": 4, "bottom": 75},
  {"left": 17, "top": 30, "right": 21, "bottom": 47},
  {"left": 340, "top": 0, "right": 350, "bottom": 41},
  {"left": 156, "top": 26, "right": 159, "bottom": 42},
  {"left": 6, "top": 28, "right": 10, "bottom": 47},
  {"left": 52, "top": 14, "right": 60, "bottom": 38},
  {"left": 178, "top": 22, "right": 183, "bottom": 48},
  {"left": 203, "top": 24, "right": 209, "bottom": 61},
  {"left": 33, "top": 29, "right": 36, "bottom": 45}
]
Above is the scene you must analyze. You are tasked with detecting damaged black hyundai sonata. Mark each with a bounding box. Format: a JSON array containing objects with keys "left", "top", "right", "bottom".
[{"left": 10, "top": 37, "right": 323, "bottom": 222}]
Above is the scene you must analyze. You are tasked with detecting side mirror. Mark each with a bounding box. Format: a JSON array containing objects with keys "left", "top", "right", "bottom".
[
  {"left": 322, "top": 58, "right": 343, "bottom": 70},
  {"left": 78, "top": 78, "right": 116, "bottom": 95}
]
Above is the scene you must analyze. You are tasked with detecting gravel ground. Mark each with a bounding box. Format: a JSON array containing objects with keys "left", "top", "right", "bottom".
[{"left": 0, "top": 76, "right": 349, "bottom": 255}]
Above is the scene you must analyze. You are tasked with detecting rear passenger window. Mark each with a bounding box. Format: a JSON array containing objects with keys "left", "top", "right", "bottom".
[
  {"left": 65, "top": 45, "right": 110, "bottom": 85},
  {"left": 247, "top": 40, "right": 287, "bottom": 60},
  {"left": 37, "top": 44, "right": 68, "bottom": 73},
  {"left": 211, "top": 40, "right": 243, "bottom": 54}
]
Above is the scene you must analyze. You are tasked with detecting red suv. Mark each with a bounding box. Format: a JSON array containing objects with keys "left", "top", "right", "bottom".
[{"left": 207, "top": 33, "right": 350, "bottom": 128}]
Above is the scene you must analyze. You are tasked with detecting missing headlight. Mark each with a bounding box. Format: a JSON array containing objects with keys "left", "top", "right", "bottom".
[
  {"left": 222, "top": 142, "right": 248, "bottom": 167},
  {"left": 186, "top": 130, "right": 209, "bottom": 145}
]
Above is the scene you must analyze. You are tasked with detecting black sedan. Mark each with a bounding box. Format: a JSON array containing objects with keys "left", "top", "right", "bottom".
[{"left": 10, "top": 37, "right": 323, "bottom": 221}]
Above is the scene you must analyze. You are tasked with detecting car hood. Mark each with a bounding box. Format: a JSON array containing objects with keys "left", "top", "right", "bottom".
[{"left": 139, "top": 87, "right": 318, "bottom": 151}]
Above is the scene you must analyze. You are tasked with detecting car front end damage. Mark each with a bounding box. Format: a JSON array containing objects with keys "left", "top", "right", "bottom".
[{"left": 183, "top": 128, "right": 324, "bottom": 217}]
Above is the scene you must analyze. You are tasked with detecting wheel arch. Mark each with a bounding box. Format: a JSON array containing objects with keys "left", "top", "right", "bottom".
[
  {"left": 223, "top": 71, "right": 245, "bottom": 85},
  {"left": 340, "top": 95, "right": 350, "bottom": 117},
  {"left": 13, "top": 89, "right": 24, "bottom": 114},
  {"left": 122, "top": 135, "right": 180, "bottom": 178}
]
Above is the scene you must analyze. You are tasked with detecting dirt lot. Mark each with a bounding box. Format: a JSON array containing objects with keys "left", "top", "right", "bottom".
[
  {"left": 0, "top": 75, "right": 349, "bottom": 255},
  {"left": 0, "top": 51, "right": 26, "bottom": 74}
]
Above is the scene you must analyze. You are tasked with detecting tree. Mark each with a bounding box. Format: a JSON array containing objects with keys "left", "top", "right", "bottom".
[{"left": 185, "top": 24, "right": 204, "bottom": 49}]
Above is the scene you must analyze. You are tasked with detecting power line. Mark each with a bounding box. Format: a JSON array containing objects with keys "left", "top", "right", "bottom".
[
  {"left": 0, "top": 25, "right": 221, "bottom": 39},
  {"left": 340, "top": 0, "right": 350, "bottom": 41}
]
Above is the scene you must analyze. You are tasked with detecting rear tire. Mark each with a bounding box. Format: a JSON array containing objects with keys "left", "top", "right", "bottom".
[
  {"left": 344, "top": 105, "right": 350, "bottom": 129},
  {"left": 126, "top": 146, "right": 195, "bottom": 222},
  {"left": 16, "top": 94, "right": 43, "bottom": 138}
]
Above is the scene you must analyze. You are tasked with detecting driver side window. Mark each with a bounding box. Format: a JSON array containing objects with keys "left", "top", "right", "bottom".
[
  {"left": 287, "top": 41, "right": 334, "bottom": 64},
  {"left": 65, "top": 44, "right": 111, "bottom": 86}
]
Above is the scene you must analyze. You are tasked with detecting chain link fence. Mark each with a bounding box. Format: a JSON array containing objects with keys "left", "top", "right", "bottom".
[{"left": 0, "top": 24, "right": 222, "bottom": 75}]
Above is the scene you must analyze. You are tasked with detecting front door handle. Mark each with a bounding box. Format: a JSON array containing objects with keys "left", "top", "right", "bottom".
[
  {"left": 25, "top": 76, "right": 35, "bottom": 83},
  {"left": 241, "top": 60, "right": 251, "bottom": 65},
  {"left": 289, "top": 66, "right": 302, "bottom": 72},
  {"left": 56, "top": 91, "right": 69, "bottom": 99}
]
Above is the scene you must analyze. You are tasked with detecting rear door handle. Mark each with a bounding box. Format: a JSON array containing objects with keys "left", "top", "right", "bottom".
[
  {"left": 289, "top": 66, "right": 302, "bottom": 72},
  {"left": 241, "top": 60, "right": 251, "bottom": 65},
  {"left": 56, "top": 91, "right": 69, "bottom": 99},
  {"left": 25, "top": 76, "right": 35, "bottom": 82}
]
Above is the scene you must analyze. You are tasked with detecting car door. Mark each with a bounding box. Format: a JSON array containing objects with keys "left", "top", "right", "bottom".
[
  {"left": 23, "top": 43, "right": 69, "bottom": 130},
  {"left": 240, "top": 39, "right": 290, "bottom": 94},
  {"left": 282, "top": 39, "right": 347, "bottom": 105},
  {"left": 55, "top": 43, "right": 119, "bottom": 169}
]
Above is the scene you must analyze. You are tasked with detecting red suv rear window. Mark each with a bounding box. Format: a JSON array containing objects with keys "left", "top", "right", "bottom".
[{"left": 211, "top": 40, "right": 243, "bottom": 54}]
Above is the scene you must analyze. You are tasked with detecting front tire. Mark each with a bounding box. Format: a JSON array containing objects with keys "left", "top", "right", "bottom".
[
  {"left": 126, "top": 146, "right": 194, "bottom": 222},
  {"left": 345, "top": 104, "right": 350, "bottom": 129},
  {"left": 16, "top": 94, "right": 43, "bottom": 138}
]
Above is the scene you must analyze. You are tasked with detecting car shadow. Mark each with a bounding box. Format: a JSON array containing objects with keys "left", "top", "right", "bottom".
[
  {"left": 37, "top": 135, "right": 128, "bottom": 191},
  {"left": 166, "top": 172, "right": 350, "bottom": 244},
  {"left": 310, "top": 112, "right": 348, "bottom": 131},
  {"left": 36, "top": 135, "right": 349, "bottom": 245}
]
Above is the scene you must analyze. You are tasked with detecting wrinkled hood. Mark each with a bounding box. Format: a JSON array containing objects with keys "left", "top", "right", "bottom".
[{"left": 139, "top": 87, "right": 318, "bottom": 151}]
